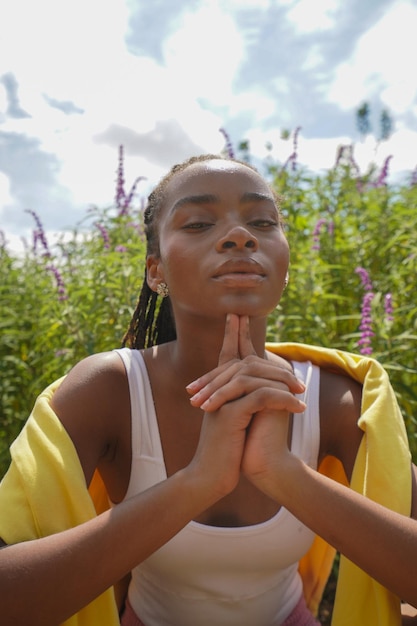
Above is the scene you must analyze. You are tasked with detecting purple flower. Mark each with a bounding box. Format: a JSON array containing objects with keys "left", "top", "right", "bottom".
[
  {"left": 355, "top": 266, "right": 373, "bottom": 291},
  {"left": 219, "top": 127, "right": 235, "bottom": 159},
  {"left": 334, "top": 144, "right": 357, "bottom": 169},
  {"left": 411, "top": 165, "right": 417, "bottom": 186},
  {"left": 25, "top": 209, "right": 51, "bottom": 257},
  {"left": 55, "top": 348, "right": 70, "bottom": 358},
  {"left": 115, "top": 145, "right": 126, "bottom": 210},
  {"left": 25, "top": 208, "right": 43, "bottom": 232},
  {"left": 311, "top": 218, "right": 328, "bottom": 251},
  {"left": 334, "top": 144, "right": 360, "bottom": 176},
  {"left": 95, "top": 222, "right": 110, "bottom": 250},
  {"left": 283, "top": 126, "right": 302, "bottom": 172},
  {"left": 375, "top": 155, "right": 393, "bottom": 187},
  {"left": 313, "top": 218, "right": 327, "bottom": 235},
  {"left": 355, "top": 267, "right": 375, "bottom": 355},
  {"left": 350, "top": 153, "right": 361, "bottom": 176},
  {"left": 46, "top": 264, "right": 68, "bottom": 301},
  {"left": 120, "top": 176, "right": 146, "bottom": 216},
  {"left": 334, "top": 145, "right": 344, "bottom": 168},
  {"left": 384, "top": 293, "right": 394, "bottom": 323},
  {"left": 114, "top": 145, "right": 146, "bottom": 216},
  {"left": 115, "top": 244, "right": 127, "bottom": 253},
  {"left": 292, "top": 126, "right": 301, "bottom": 170}
]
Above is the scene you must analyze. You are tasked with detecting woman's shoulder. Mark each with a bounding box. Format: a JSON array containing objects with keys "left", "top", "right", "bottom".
[
  {"left": 318, "top": 368, "right": 364, "bottom": 481},
  {"left": 50, "top": 351, "right": 130, "bottom": 485},
  {"left": 52, "top": 350, "right": 127, "bottom": 404}
]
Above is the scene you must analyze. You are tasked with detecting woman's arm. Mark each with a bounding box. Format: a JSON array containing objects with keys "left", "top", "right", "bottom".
[
  {"left": 253, "top": 454, "right": 417, "bottom": 607},
  {"left": 0, "top": 465, "right": 215, "bottom": 626},
  {"left": 0, "top": 352, "right": 214, "bottom": 625}
]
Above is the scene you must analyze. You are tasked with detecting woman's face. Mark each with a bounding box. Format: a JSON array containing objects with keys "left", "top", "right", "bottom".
[{"left": 147, "top": 159, "right": 290, "bottom": 320}]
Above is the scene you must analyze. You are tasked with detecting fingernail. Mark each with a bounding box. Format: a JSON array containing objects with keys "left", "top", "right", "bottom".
[
  {"left": 186, "top": 381, "right": 199, "bottom": 393},
  {"left": 189, "top": 390, "right": 202, "bottom": 402}
]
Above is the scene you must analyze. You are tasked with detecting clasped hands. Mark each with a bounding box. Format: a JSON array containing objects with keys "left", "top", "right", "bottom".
[{"left": 186, "top": 313, "right": 306, "bottom": 501}]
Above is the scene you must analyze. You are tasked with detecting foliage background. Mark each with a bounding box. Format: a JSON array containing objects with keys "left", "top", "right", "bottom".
[{"left": 1, "top": 138, "right": 417, "bottom": 478}]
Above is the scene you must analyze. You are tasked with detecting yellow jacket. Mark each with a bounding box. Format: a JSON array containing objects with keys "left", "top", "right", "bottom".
[
  {"left": 269, "top": 343, "right": 411, "bottom": 625},
  {"left": 0, "top": 344, "right": 412, "bottom": 625}
]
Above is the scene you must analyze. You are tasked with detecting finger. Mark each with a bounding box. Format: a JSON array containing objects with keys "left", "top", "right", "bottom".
[
  {"left": 186, "top": 314, "right": 240, "bottom": 397},
  {"left": 188, "top": 358, "right": 305, "bottom": 404},
  {"left": 186, "top": 360, "right": 239, "bottom": 396},
  {"left": 199, "top": 374, "right": 306, "bottom": 413},
  {"left": 188, "top": 360, "right": 247, "bottom": 406},
  {"left": 238, "top": 316, "right": 257, "bottom": 359},
  {"left": 206, "top": 386, "right": 306, "bottom": 416},
  {"left": 218, "top": 313, "right": 240, "bottom": 366}
]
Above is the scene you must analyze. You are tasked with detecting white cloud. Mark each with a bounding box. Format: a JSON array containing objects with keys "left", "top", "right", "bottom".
[
  {"left": 0, "top": 0, "right": 229, "bottom": 224},
  {"left": 0, "top": 0, "right": 129, "bottom": 100},
  {"left": 301, "top": 44, "right": 325, "bottom": 71},
  {"left": 228, "top": 90, "right": 277, "bottom": 122},
  {"left": 0, "top": 171, "right": 12, "bottom": 206},
  {"left": 218, "top": 0, "right": 270, "bottom": 9},
  {"left": 0, "top": 83, "right": 8, "bottom": 115},
  {"left": 270, "top": 76, "right": 291, "bottom": 96},
  {"left": 286, "top": 0, "right": 342, "bottom": 33},
  {"left": 327, "top": 1, "right": 417, "bottom": 114},
  {"left": 162, "top": 5, "right": 244, "bottom": 105},
  {"left": 380, "top": 128, "right": 417, "bottom": 172}
]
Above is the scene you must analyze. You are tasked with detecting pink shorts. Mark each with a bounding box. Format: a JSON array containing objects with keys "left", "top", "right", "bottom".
[
  {"left": 281, "top": 594, "right": 321, "bottom": 626},
  {"left": 120, "top": 594, "right": 320, "bottom": 626},
  {"left": 120, "top": 599, "right": 146, "bottom": 626}
]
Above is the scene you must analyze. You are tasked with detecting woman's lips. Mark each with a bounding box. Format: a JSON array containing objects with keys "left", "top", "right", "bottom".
[
  {"left": 213, "top": 258, "right": 265, "bottom": 279},
  {"left": 212, "top": 271, "right": 266, "bottom": 286}
]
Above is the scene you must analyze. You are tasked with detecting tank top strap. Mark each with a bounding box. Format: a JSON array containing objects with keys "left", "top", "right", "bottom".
[
  {"left": 114, "top": 348, "right": 163, "bottom": 460},
  {"left": 291, "top": 361, "right": 320, "bottom": 470}
]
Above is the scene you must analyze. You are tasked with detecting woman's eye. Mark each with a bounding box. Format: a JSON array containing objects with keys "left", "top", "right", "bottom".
[
  {"left": 183, "top": 222, "right": 213, "bottom": 230},
  {"left": 250, "top": 219, "right": 278, "bottom": 228}
]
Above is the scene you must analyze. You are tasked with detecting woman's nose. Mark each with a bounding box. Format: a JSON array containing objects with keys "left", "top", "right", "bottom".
[{"left": 216, "top": 225, "right": 258, "bottom": 252}]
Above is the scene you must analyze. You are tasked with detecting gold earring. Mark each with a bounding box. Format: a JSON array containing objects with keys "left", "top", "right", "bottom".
[{"left": 156, "top": 282, "right": 169, "bottom": 298}]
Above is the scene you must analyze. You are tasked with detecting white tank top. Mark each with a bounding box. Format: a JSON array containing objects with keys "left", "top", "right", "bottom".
[{"left": 114, "top": 348, "right": 320, "bottom": 626}]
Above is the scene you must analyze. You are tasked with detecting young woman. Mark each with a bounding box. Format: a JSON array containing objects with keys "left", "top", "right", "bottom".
[{"left": 0, "top": 155, "right": 416, "bottom": 626}]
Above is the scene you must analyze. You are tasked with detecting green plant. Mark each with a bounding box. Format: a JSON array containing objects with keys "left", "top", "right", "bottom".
[{"left": 1, "top": 140, "right": 417, "bottom": 477}]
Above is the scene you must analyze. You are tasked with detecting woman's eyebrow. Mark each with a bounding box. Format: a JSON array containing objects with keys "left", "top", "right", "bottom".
[
  {"left": 171, "top": 191, "right": 275, "bottom": 213},
  {"left": 171, "top": 194, "right": 218, "bottom": 213},
  {"left": 240, "top": 191, "right": 276, "bottom": 204}
]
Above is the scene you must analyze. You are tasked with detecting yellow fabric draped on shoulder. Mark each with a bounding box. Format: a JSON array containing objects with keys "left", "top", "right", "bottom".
[
  {"left": 0, "top": 343, "right": 412, "bottom": 625},
  {"left": 267, "top": 342, "right": 411, "bottom": 626},
  {"left": 0, "top": 377, "right": 120, "bottom": 626}
]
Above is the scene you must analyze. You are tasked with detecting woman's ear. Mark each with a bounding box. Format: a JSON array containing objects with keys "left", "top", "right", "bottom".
[{"left": 146, "top": 255, "right": 164, "bottom": 293}]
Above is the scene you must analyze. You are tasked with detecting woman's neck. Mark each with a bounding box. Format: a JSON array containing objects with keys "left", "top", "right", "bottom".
[{"left": 160, "top": 314, "right": 268, "bottom": 382}]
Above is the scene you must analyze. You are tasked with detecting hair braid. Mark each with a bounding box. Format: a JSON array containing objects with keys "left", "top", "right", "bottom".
[{"left": 122, "top": 274, "right": 155, "bottom": 348}]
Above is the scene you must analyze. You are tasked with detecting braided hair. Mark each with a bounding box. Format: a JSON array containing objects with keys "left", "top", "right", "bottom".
[{"left": 122, "top": 153, "right": 278, "bottom": 350}]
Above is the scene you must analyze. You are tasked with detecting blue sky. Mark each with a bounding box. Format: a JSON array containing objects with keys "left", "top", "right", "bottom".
[{"left": 1, "top": 0, "right": 416, "bottom": 248}]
